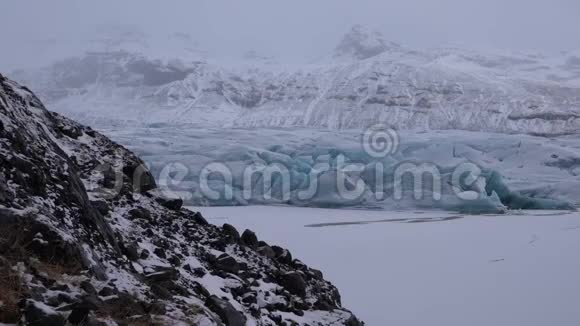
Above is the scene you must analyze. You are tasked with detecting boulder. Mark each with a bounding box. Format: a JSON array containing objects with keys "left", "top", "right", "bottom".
[
  {"left": 150, "top": 284, "right": 172, "bottom": 300},
  {"left": 309, "top": 268, "right": 324, "bottom": 280},
  {"left": 168, "top": 255, "right": 181, "bottom": 266},
  {"left": 241, "top": 229, "right": 258, "bottom": 248},
  {"left": 155, "top": 196, "right": 183, "bottom": 211},
  {"left": 79, "top": 281, "right": 97, "bottom": 296},
  {"left": 215, "top": 254, "right": 240, "bottom": 274},
  {"left": 121, "top": 241, "right": 140, "bottom": 261},
  {"left": 193, "top": 267, "right": 206, "bottom": 278},
  {"left": 222, "top": 224, "right": 240, "bottom": 241},
  {"left": 314, "top": 299, "right": 333, "bottom": 311},
  {"left": 257, "top": 245, "right": 276, "bottom": 259},
  {"left": 97, "top": 287, "right": 115, "bottom": 297},
  {"left": 192, "top": 212, "right": 209, "bottom": 225},
  {"left": 345, "top": 314, "right": 364, "bottom": 326},
  {"left": 280, "top": 272, "right": 307, "bottom": 297},
  {"left": 146, "top": 302, "right": 167, "bottom": 315},
  {"left": 206, "top": 295, "right": 247, "bottom": 326},
  {"left": 0, "top": 174, "right": 14, "bottom": 203},
  {"left": 22, "top": 300, "right": 66, "bottom": 326},
  {"left": 272, "top": 246, "right": 293, "bottom": 265},
  {"left": 153, "top": 247, "right": 166, "bottom": 259},
  {"left": 140, "top": 249, "right": 150, "bottom": 260},
  {"left": 67, "top": 306, "right": 90, "bottom": 324},
  {"left": 145, "top": 268, "right": 179, "bottom": 282},
  {"left": 57, "top": 124, "right": 83, "bottom": 139},
  {"left": 123, "top": 163, "right": 156, "bottom": 193},
  {"left": 90, "top": 200, "right": 110, "bottom": 216},
  {"left": 128, "top": 207, "right": 152, "bottom": 221}
]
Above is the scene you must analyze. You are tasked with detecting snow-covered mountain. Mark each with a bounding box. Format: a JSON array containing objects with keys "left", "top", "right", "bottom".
[{"left": 12, "top": 25, "right": 580, "bottom": 135}]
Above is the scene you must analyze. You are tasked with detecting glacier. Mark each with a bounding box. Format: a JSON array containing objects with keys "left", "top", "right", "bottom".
[{"left": 102, "top": 126, "right": 578, "bottom": 213}]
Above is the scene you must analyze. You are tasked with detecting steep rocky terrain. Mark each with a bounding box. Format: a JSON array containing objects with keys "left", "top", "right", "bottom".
[
  {"left": 0, "top": 74, "right": 362, "bottom": 325},
  {"left": 12, "top": 26, "right": 580, "bottom": 135}
]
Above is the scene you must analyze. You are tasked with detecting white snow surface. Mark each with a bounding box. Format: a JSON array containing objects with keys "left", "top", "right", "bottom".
[{"left": 189, "top": 205, "right": 580, "bottom": 326}]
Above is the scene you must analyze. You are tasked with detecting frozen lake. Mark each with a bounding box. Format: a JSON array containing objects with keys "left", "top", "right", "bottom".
[{"left": 188, "top": 206, "right": 580, "bottom": 326}]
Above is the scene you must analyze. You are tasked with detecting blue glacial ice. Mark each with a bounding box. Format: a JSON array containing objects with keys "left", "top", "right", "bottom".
[{"left": 102, "top": 126, "right": 579, "bottom": 213}]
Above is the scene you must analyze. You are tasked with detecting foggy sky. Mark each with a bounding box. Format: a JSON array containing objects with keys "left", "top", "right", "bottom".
[{"left": 1, "top": 0, "right": 579, "bottom": 69}]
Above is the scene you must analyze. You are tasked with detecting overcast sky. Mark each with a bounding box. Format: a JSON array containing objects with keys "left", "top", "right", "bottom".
[{"left": 1, "top": 0, "right": 579, "bottom": 69}]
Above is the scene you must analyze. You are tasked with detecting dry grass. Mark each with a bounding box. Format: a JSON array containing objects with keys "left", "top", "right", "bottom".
[
  {"left": 127, "top": 318, "right": 153, "bottom": 326},
  {"left": 0, "top": 220, "right": 82, "bottom": 279},
  {"left": 0, "top": 221, "right": 81, "bottom": 323},
  {"left": 190, "top": 303, "right": 204, "bottom": 315},
  {"left": 32, "top": 259, "right": 83, "bottom": 281},
  {"left": 0, "top": 222, "right": 31, "bottom": 261},
  {"left": 0, "top": 263, "right": 23, "bottom": 323},
  {"left": 0, "top": 222, "right": 26, "bottom": 322},
  {"left": 94, "top": 310, "right": 153, "bottom": 326}
]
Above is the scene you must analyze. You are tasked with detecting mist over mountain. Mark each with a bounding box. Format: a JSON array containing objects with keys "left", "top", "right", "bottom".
[
  {"left": 10, "top": 24, "right": 580, "bottom": 136},
  {"left": 3, "top": 0, "right": 580, "bottom": 70}
]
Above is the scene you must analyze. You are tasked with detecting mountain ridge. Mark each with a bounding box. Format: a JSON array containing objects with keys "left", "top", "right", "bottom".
[{"left": 11, "top": 25, "right": 580, "bottom": 135}]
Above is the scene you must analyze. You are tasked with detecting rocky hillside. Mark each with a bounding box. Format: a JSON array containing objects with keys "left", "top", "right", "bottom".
[
  {"left": 0, "top": 74, "right": 362, "bottom": 325},
  {"left": 12, "top": 26, "right": 580, "bottom": 135}
]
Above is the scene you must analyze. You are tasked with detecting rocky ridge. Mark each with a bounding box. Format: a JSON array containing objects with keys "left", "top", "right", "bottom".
[{"left": 0, "top": 74, "right": 362, "bottom": 325}]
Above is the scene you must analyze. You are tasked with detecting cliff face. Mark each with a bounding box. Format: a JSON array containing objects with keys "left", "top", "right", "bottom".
[{"left": 0, "top": 74, "right": 362, "bottom": 325}]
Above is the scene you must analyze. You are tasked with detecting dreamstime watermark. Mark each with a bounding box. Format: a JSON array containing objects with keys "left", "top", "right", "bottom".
[
  {"left": 89, "top": 124, "right": 486, "bottom": 204},
  {"left": 362, "top": 124, "right": 399, "bottom": 158}
]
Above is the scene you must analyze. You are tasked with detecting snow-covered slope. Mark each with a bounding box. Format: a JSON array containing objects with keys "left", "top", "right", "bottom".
[
  {"left": 0, "top": 74, "right": 361, "bottom": 325},
  {"left": 13, "top": 26, "right": 580, "bottom": 135}
]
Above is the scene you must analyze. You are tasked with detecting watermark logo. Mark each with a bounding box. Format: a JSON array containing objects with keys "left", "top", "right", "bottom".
[
  {"left": 89, "top": 125, "right": 487, "bottom": 207},
  {"left": 362, "top": 124, "right": 399, "bottom": 157}
]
